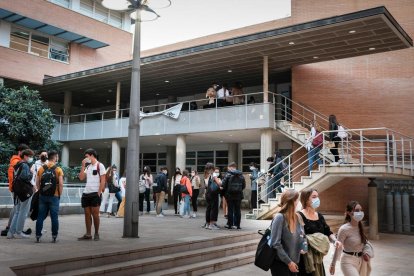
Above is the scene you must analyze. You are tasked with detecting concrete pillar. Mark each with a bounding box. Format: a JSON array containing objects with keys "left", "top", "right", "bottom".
[
  {"left": 368, "top": 178, "right": 379, "bottom": 240},
  {"left": 61, "top": 143, "right": 70, "bottom": 167},
  {"left": 228, "top": 143, "right": 238, "bottom": 165},
  {"left": 116, "top": 82, "right": 121, "bottom": 118},
  {"left": 260, "top": 129, "right": 273, "bottom": 172},
  {"left": 63, "top": 91, "right": 72, "bottom": 123},
  {"left": 263, "top": 56, "right": 269, "bottom": 103},
  {"left": 111, "top": 139, "right": 121, "bottom": 168},
  {"left": 176, "top": 135, "right": 186, "bottom": 171}
]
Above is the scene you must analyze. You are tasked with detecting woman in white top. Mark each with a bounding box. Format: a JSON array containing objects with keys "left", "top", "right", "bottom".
[
  {"left": 330, "top": 201, "right": 370, "bottom": 276},
  {"left": 190, "top": 169, "right": 201, "bottom": 218},
  {"left": 204, "top": 87, "right": 216, "bottom": 109},
  {"left": 171, "top": 168, "right": 182, "bottom": 215},
  {"left": 140, "top": 166, "right": 153, "bottom": 214},
  {"left": 99, "top": 165, "right": 118, "bottom": 218}
]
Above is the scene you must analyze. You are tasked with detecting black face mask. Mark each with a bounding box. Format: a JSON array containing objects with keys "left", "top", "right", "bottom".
[{"left": 40, "top": 156, "right": 47, "bottom": 162}]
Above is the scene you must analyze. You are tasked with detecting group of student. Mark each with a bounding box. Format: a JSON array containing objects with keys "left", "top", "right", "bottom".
[{"left": 267, "top": 188, "right": 373, "bottom": 276}]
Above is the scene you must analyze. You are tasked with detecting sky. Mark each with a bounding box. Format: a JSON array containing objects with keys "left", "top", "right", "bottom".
[{"left": 139, "top": 0, "right": 291, "bottom": 50}]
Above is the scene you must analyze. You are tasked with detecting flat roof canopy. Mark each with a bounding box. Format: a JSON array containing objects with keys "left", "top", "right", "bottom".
[{"left": 15, "top": 6, "right": 412, "bottom": 107}]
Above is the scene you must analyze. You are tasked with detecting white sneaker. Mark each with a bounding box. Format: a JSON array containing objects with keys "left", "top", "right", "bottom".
[
  {"left": 6, "top": 232, "right": 14, "bottom": 239},
  {"left": 182, "top": 215, "right": 190, "bottom": 219},
  {"left": 156, "top": 214, "right": 164, "bottom": 217},
  {"left": 208, "top": 224, "right": 220, "bottom": 230},
  {"left": 14, "top": 233, "right": 30, "bottom": 239},
  {"left": 330, "top": 162, "right": 339, "bottom": 166},
  {"left": 192, "top": 213, "right": 197, "bottom": 218}
]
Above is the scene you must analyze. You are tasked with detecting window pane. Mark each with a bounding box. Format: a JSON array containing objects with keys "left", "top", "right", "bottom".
[
  {"left": 80, "top": 0, "right": 93, "bottom": 16},
  {"left": 50, "top": 39, "right": 69, "bottom": 62},
  {"left": 198, "top": 158, "right": 214, "bottom": 166},
  {"left": 186, "top": 152, "right": 196, "bottom": 158},
  {"left": 216, "top": 150, "right": 228, "bottom": 157},
  {"left": 143, "top": 153, "right": 156, "bottom": 159},
  {"left": 50, "top": 0, "right": 70, "bottom": 8},
  {"left": 197, "top": 165, "right": 205, "bottom": 173},
  {"left": 95, "top": 4, "right": 109, "bottom": 22},
  {"left": 143, "top": 159, "right": 156, "bottom": 166},
  {"left": 186, "top": 159, "right": 195, "bottom": 165},
  {"left": 10, "top": 28, "right": 29, "bottom": 52},
  {"left": 158, "top": 153, "right": 166, "bottom": 159},
  {"left": 109, "top": 10, "right": 123, "bottom": 28},
  {"left": 215, "top": 157, "right": 228, "bottom": 166},
  {"left": 198, "top": 151, "right": 214, "bottom": 158},
  {"left": 242, "top": 149, "right": 260, "bottom": 156},
  {"left": 157, "top": 159, "right": 166, "bottom": 166},
  {"left": 31, "top": 34, "right": 49, "bottom": 58}
]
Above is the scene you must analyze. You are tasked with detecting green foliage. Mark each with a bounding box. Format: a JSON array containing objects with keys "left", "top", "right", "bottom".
[
  {"left": 61, "top": 165, "right": 82, "bottom": 183},
  {"left": 0, "top": 86, "right": 58, "bottom": 182}
]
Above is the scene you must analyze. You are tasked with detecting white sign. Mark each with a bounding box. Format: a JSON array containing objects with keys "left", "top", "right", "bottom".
[{"left": 140, "top": 103, "right": 183, "bottom": 120}]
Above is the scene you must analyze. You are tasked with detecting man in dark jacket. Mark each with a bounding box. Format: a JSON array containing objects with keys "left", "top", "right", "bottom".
[
  {"left": 222, "top": 162, "right": 245, "bottom": 229},
  {"left": 155, "top": 167, "right": 168, "bottom": 217}
]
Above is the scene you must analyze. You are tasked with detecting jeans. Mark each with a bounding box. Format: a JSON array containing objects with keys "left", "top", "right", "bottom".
[
  {"left": 99, "top": 188, "right": 115, "bottom": 213},
  {"left": 173, "top": 185, "right": 182, "bottom": 214},
  {"left": 139, "top": 192, "right": 144, "bottom": 212},
  {"left": 205, "top": 193, "right": 219, "bottom": 223},
  {"left": 227, "top": 199, "right": 241, "bottom": 227},
  {"left": 308, "top": 146, "right": 322, "bottom": 173},
  {"left": 115, "top": 191, "right": 122, "bottom": 212},
  {"left": 183, "top": 195, "right": 191, "bottom": 216},
  {"left": 9, "top": 196, "right": 32, "bottom": 235},
  {"left": 36, "top": 195, "right": 60, "bottom": 237},
  {"left": 144, "top": 188, "right": 151, "bottom": 212}
]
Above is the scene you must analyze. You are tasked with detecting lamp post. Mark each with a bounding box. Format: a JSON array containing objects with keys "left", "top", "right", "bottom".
[{"left": 102, "top": 0, "right": 170, "bottom": 238}]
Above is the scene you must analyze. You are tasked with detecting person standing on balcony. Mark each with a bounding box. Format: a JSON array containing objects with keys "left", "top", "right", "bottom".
[
  {"left": 171, "top": 168, "right": 182, "bottom": 215},
  {"left": 328, "top": 115, "right": 341, "bottom": 164},
  {"left": 231, "top": 81, "right": 245, "bottom": 105},
  {"left": 306, "top": 121, "right": 323, "bottom": 174},
  {"left": 190, "top": 169, "right": 201, "bottom": 218},
  {"left": 204, "top": 87, "right": 216, "bottom": 109},
  {"left": 249, "top": 162, "right": 259, "bottom": 210},
  {"left": 216, "top": 84, "right": 229, "bottom": 107},
  {"left": 78, "top": 148, "right": 106, "bottom": 241}
]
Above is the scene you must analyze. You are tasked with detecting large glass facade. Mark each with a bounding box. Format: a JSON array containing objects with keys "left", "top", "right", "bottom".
[{"left": 186, "top": 151, "right": 229, "bottom": 173}]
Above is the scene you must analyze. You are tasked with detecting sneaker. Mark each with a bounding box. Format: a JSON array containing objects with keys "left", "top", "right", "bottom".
[
  {"left": 6, "top": 232, "right": 14, "bottom": 239},
  {"left": 192, "top": 213, "right": 197, "bottom": 218},
  {"left": 36, "top": 236, "right": 40, "bottom": 243},
  {"left": 182, "top": 215, "right": 190, "bottom": 219},
  {"left": 52, "top": 236, "right": 57, "bottom": 243},
  {"left": 22, "top": 228, "right": 32, "bottom": 235},
  {"left": 14, "top": 233, "right": 30, "bottom": 239},
  {"left": 208, "top": 224, "right": 220, "bottom": 230},
  {"left": 156, "top": 214, "right": 165, "bottom": 217},
  {"left": 94, "top": 234, "right": 100, "bottom": 241},
  {"left": 139, "top": 212, "right": 143, "bottom": 216},
  {"left": 201, "top": 223, "right": 208, "bottom": 228},
  {"left": 224, "top": 225, "right": 231, "bottom": 229},
  {"left": 1, "top": 226, "right": 10, "bottom": 236},
  {"left": 330, "top": 162, "right": 339, "bottom": 166}
]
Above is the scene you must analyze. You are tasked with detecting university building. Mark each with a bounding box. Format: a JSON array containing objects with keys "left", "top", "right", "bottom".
[{"left": 1, "top": 0, "right": 413, "bottom": 238}]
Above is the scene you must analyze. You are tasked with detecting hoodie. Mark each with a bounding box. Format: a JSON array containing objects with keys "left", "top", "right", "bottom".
[
  {"left": 8, "top": 155, "right": 21, "bottom": 191},
  {"left": 222, "top": 169, "right": 246, "bottom": 200}
]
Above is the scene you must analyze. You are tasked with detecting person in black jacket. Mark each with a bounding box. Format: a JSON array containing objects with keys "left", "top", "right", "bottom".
[
  {"left": 155, "top": 167, "right": 168, "bottom": 217},
  {"left": 222, "top": 162, "right": 246, "bottom": 230},
  {"left": 329, "top": 114, "right": 341, "bottom": 163}
]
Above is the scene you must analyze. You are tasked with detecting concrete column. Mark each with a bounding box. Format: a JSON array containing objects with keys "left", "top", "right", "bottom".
[
  {"left": 263, "top": 56, "right": 269, "bottom": 103},
  {"left": 116, "top": 82, "right": 121, "bottom": 118},
  {"left": 176, "top": 135, "right": 186, "bottom": 171},
  {"left": 111, "top": 139, "right": 121, "bottom": 168},
  {"left": 260, "top": 129, "right": 273, "bottom": 172},
  {"left": 228, "top": 143, "right": 238, "bottom": 165},
  {"left": 368, "top": 178, "right": 379, "bottom": 240},
  {"left": 61, "top": 143, "right": 70, "bottom": 167},
  {"left": 63, "top": 91, "right": 72, "bottom": 123}
]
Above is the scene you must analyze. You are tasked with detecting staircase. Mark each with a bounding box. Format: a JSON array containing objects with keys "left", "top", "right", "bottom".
[
  {"left": 246, "top": 93, "right": 414, "bottom": 220},
  {"left": 11, "top": 233, "right": 260, "bottom": 276}
]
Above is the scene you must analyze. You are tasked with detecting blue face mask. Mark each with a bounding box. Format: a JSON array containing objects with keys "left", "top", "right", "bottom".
[{"left": 311, "top": 198, "right": 320, "bottom": 209}]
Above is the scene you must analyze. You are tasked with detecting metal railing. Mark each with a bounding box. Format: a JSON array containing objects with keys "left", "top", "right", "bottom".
[{"left": 256, "top": 127, "right": 414, "bottom": 213}]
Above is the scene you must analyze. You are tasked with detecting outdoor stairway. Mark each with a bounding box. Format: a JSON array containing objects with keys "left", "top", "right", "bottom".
[{"left": 11, "top": 233, "right": 260, "bottom": 276}]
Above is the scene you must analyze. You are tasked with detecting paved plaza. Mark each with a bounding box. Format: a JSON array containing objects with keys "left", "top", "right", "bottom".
[{"left": 0, "top": 207, "right": 413, "bottom": 275}]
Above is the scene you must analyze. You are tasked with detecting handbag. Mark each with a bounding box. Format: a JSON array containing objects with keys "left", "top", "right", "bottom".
[
  {"left": 108, "top": 182, "right": 121, "bottom": 193},
  {"left": 208, "top": 176, "right": 219, "bottom": 192},
  {"left": 254, "top": 228, "right": 276, "bottom": 271}
]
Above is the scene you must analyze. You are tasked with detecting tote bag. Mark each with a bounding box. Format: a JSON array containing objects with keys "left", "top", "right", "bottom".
[{"left": 254, "top": 228, "right": 276, "bottom": 271}]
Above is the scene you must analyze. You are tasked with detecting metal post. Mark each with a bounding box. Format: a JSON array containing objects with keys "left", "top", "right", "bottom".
[
  {"left": 386, "top": 130, "right": 390, "bottom": 173},
  {"left": 263, "top": 56, "right": 269, "bottom": 103},
  {"left": 392, "top": 134, "right": 397, "bottom": 171},
  {"left": 123, "top": 11, "right": 141, "bottom": 238},
  {"left": 360, "top": 130, "right": 364, "bottom": 173},
  {"left": 401, "top": 137, "right": 405, "bottom": 170},
  {"left": 410, "top": 140, "right": 413, "bottom": 176}
]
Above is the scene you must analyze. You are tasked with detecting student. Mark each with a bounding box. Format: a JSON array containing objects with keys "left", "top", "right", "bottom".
[
  {"left": 298, "top": 188, "right": 341, "bottom": 275},
  {"left": 142, "top": 166, "right": 153, "bottom": 214},
  {"left": 330, "top": 201, "right": 372, "bottom": 276},
  {"left": 35, "top": 150, "right": 64, "bottom": 243},
  {"left": 78, "top": 148, "right": 106, "bottom": 241},
  {"left": 31, "top": 149, "right": 48, "bottom": 186},
  {"left": 306, "top": 121, "right": 323, "bottom": 174},
  {"left": 328, "top": 115, "right": 341, "bottom": 164},
  {"left": 203, "top": 163, "right": 222, "bottom": 230},
  {"left": 222, "top": 162, "right": 245, "bottom": 230},
  {"left": 190, "top": 169, "right": 201, "bottom": 218},
  {"left": 155, "top": 167, "right": 168, "bottom": 217},
  {"left": 270, "top": 189, "right": 304, "bottom": 276},
  {"left": 99, "top": 165, "right": 118, "bottom": 218},
  {"left": 180, "top": 170, "right": 193, "bottom": 218},
  {"left": 249, "top": 162, "right": 259, "bottom": 210},
  {"left": 171, "top": 168, "right": 182, "bottom": 215}
]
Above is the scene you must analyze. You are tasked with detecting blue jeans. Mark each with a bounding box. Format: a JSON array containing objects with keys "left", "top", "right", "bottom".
[
  {"left": 36, "top": 195, "right": 60, "bottom": 237},
  {"left": 308, "top": 147, "right": 322, "bottom": 173},
  {"left": 183, "top": 195, "right": 191, "bottom": 216},
  {"left": 9, "top": 196, "right": 32, "bottom": 235}
]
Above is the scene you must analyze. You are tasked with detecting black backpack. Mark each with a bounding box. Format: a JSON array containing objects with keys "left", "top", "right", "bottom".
[
  {"left": 12, "top": 162, "right": 33, "bottom": 202},
  {"left": 227, "top": 174, "right": 243, "bottom": 194},
  {"left": 39, "top": 165, "right": 58, "bottom": 196}
]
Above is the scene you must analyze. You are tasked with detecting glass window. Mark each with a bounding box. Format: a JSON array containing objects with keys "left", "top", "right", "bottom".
[
  {"left": 242, "top": 149, "right": 260, "bottom": 172},
  {"left": 50, "top": 39, "right": 69, "bottom": 62},
  {"left": 143, "top": 153, "right": 157, "bottom": 159},
  {"left": 50, "top": 0, "right": 70, "bottom": 8},
  {"left": 158, "top": 153, "right": 166, "bottom": 159},
  {"left": 80, "top": 0, "right": 93, "bottom": 16},
  {"left": 31, "top": 34, "right": 49, "bottom": 58},
  {"left": 10, "top": 28, "right": 29, "bottom": 52},
  {"left": 216, "top": 150, "right": 228, "bottom": 157},
  {"left": 186, "top": 152, "right": 196, "bottom": 158},
  {"left": 94, "top": 5, "right": 109, "bottom": 22},
  {"left": 198, "top": 151, "right": 214, "bottom": 158},
  {"left": 109, "top": 10, "right": 123, "bottom": 28}
]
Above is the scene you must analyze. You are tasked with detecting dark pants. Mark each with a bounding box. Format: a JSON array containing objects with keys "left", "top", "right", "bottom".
[
  {"left": 115, "top": 191, "right": 122, "bottom": 212},
  {"left": 330, "top": 137, "right": 341, "bottom": 162},
  {"left": 144, "top": 188, "right": 151, "bottom": 212},
  {"left": 271, "top": 260, "right": 297, "bottom": 276},
  {"left": 139, "top": 192, "right": 144, "bottom": 212},
  {"left": 36, "top": 195, "right": 60, "bottom": 237},
  {"left": 192, "top": 189, "right": 199, "bottom": 212},
  {"left": 173, "top": 185, "right": 182, "bottom": 214},
  {"left": 251, "top": 190, "right": 257, "bottom": 209},
  {"left": 205, "top": 193, "right": 219, "bottom": 223},
  {"left": 227, "top": 199, "right": 241, "bottom": 227}
]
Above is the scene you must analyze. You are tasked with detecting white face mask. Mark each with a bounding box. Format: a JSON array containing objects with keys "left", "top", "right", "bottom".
[
  {"left": 311, "top": 198, "right": 320, "bottom": 209},
  {"left": 28, "top": 157, "right": 34, "bottom": 163},
  {"left": 250, "top": 166, "right": 255, "bottom": 171},
  {"left": 84, "top": 158, "right": 91, "bottom": 163},
  {"left": 212, "top": 172, "right": 219, "bottom": 177},
  {"left": 353, "top": 211, "right": 364, "bottom": 222},
  {"left": 191, "top": 172, "right": 195, "bottom": 176}
]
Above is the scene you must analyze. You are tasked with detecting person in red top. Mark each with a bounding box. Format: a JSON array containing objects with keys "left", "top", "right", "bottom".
[
  {"left": 1, "top": 144, "right": 30, "bottom": 237},
  {"left": 180, "top": 170, "right": 193, "bottom": 218}
]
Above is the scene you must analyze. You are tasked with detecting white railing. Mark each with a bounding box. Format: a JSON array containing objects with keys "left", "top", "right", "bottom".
[{"left": 256, "top": 127, "right": 414, "bottom": 212}]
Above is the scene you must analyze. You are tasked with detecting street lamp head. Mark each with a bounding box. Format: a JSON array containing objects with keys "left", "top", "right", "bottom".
[{"left": 102, "top": 0, "right": 171, "bottom": 21}]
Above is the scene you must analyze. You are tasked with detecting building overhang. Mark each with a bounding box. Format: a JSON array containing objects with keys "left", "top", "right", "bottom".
[
  {"left": 10, "top": 6, "right": 413, "bottom": 106},
  {"left": 0, "top": 8, "right": 109, "bottom": 49}
]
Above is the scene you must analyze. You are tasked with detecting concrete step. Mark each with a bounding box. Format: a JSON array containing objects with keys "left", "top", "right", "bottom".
[
  {"left": 142, "top": 251, "right": 255, "bottom": 276},
  {"left": 12, "top": 233, "right": 259, "bottom": 276},
  {"left": 48, "top": 239, "right": 259, "bottom": 276}
]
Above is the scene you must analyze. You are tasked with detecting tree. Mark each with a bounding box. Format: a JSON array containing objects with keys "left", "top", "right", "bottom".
[{"left": 0, "top": 86, "right": 58, "bottom": 181}]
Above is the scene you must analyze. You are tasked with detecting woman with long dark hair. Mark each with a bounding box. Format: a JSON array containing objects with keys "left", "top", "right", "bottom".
[
  {"left": 330, "top": 201, "right": 369, "bottom": 276},
  {"left": 190, "top": 169, "right": 201, "bottom": 218},
  {"left": 328, "top": 115, "right": 341, "bottom": 164},
  {"left": 140, "top": 166, "right": 153, "bottom": 214},
  {"left": 171, "top": 167, "right": 182, "bottom": 215},
  {"left": 202, "top": 163, "right": 222, "bottom": 230},
  {"left": 270, "top": 189, "right": 304, "bottom": 275}
]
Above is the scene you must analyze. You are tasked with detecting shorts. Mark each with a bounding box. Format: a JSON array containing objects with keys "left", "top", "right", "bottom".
[{"left": 81, "top": 192, "right": 101, "bottom": 208}]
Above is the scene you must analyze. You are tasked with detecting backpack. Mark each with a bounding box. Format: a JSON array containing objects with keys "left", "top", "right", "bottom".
[
  {"left": 39, "top": 164, "right": 58, "bottom": 196},
  {"left": 227, "top": 174, "right": 243, "bottom": 194},
  {"left": 337, "top": 125, "right": 348, "bottom": 139},
  {"left": 12, "top": 162, "right": 33, "bottom": 202},
  {"left": 312, "top": 132, "right": 323, "bottom": 147}
]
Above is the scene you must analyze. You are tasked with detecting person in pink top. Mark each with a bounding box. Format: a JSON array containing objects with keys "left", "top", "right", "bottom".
[{"left": 180, "top": 170, "right": 193, "bottom": 218}]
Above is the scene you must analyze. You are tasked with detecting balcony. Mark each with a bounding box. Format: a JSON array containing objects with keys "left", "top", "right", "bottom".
[{"left": 52, "top": 92, "right": 276, "bottom": 142}]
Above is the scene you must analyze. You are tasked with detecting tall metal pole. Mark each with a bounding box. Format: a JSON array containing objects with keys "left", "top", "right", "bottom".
[{"left": 123, "top": 9, "right": 141, "bottom": 238}]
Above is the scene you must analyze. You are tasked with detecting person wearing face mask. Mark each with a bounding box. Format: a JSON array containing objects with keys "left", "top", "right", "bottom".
[
  {"left": 202, "top": 163, "right": 222, "bottom": 230},
  {"left": 171, "top": 168, "right": 183, "bottom": 215},
  {"left": 249, "top": 162, "right": 259, "bottom": 211},
  {"left": 330, "top": 201, "right": 371, "bottom": 276},
  {"left": 298, "top": 188, "right": 341, "bottom": 276},
  {"left": 190, "top": 169, "right": 201, "bottom": 218},
  {"left": 30, "top": 149, "right": 48, "bottom": 187}
]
